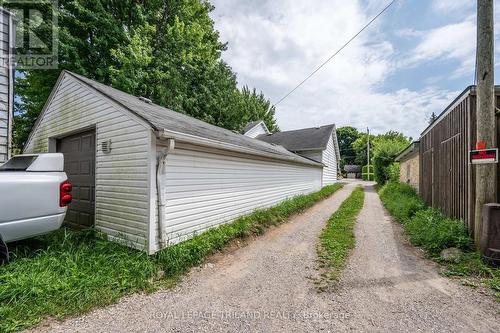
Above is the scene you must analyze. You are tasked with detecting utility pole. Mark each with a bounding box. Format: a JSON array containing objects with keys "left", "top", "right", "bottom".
[
  {"left": 367, "top": 127, "right": 370, "bottom": 175},
  {"left": 474, "top": 0, "right": 497, "bottom": 245}
]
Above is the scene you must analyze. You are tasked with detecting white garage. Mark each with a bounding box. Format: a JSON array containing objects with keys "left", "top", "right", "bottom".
[
  {"left": 0, "top": 8, "right": 15, "bottom": 164},
  {"left": 24, "top": 71, "right": 324, "bottom": 253},
  {"left": 254, "top": 124, "right": 340, "bottom": 186}
]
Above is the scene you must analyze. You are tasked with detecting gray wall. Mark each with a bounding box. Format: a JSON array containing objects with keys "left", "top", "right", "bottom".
[{"left": 0, "top": 8, "right": 14, "bottom": 163}]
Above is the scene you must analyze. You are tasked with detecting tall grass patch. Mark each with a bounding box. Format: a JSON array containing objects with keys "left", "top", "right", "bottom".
[
  {"left": 378, "top": 182, "right": 499, "bottom": 299},
  {"left": 378, "top": 182, "right": 424, "bottom": 222},
  {"left": 317, "top": 187, "right": 365, "bottom": 290},
  {"left": 0, "top": 184, "right": 343, "bottom": 332},
  {"left": 404, "top": 208, "right": 471, "bottom": 256}
]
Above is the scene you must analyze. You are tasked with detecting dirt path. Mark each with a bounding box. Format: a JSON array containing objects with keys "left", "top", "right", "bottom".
[
  {"left": 30, "top": 183, "right": 356, "bottom": 333},
  {"left": 331, "top": 185, "right": 499, "bottom": 332},
  {"left": 29, "top": 182, "right": 499, "bottom": 332}
]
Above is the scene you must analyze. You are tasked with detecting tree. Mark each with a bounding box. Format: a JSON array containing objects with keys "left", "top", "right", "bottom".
[
  {"left": 233, "top": 87, "right": 279, "bottom": 133},
  {"left": 429, "top": 112, "right": 438, "bottom": 125},
  {"left": 372, "top": 132, "right": 410, "bottom": 185},
  {"left": 336, "top": 126, "right": 360, "bottom": 169},
  {"left": 11, "top": 0, "right": 278, "bottom": 149},
  {"left": 351, "top": 133, "right": 375, "bottom": 166}
]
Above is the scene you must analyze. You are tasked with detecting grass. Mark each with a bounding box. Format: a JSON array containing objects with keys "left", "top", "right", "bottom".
[
  {"left": 0, "top": 183, "right": 343, "bottom": 333},
  {"left": 404, "top": 208, "right": 471, "bottom": 256},
  {"left": 378, "top": 182, "right": 425, "bottom": 223},
  {"left": 316, "top": 186, "right": 365, "bottom": 290},
  {"left": 378, "top": 182, "right": 500, "bottom": 300}
]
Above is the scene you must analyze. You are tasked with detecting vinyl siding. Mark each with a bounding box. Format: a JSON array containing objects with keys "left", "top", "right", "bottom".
[
  {"left": 244, "top": 122, "right": 269, "bottom": 138},
  {"left": 24, "top": 74, "right": 152, "bottom": 250},
  {"left": 321, "top": 135, "right": 338, "bottom": 185},
  {"left": 152, "top": 141, "right": 322, "bottom": 251},
  {"left": 295, "top": 138, "right": 338, "bottom": 187},
  {"left": 0, "top": 10, "right": 12, "bottom": 163}
]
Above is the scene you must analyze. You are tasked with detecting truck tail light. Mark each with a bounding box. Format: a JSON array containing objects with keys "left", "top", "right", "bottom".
[{"left": 60, "top": 180, "right": 73, "bottom": 207}]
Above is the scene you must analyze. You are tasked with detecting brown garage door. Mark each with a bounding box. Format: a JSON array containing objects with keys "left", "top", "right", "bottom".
[{"left": 57, "top": 130, "right": 96, "bottom": 229}]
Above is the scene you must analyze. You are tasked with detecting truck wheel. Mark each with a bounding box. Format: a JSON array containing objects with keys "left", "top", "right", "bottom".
[{"left": 0, "top": 234, "right": 8, "bottom": 265}]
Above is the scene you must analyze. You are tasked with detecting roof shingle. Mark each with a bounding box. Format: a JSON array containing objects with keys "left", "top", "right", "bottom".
[
  {"left": 67, "top": 72, "right": 321, "bottom": 167},
  {"left": 256, "top": 125, "right": 335, "bottom": 151}
]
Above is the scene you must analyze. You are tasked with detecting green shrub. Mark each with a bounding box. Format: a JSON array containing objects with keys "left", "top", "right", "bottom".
[
  {"left": 362, "top": 174, "right": 374, "bottom": 181},
  {"left": 379, "top": 183, "right": 471, "bottom": 255},
  {"left": 386, "top": 163, "right": 400, "bottom": 183},
  {"left": 361, "top": 165, "right": 373, "bottom": 173},
  {"left": 372, "top": 138, "right": 408, "bottom": 185},
  {"left": 378, "top": 182, "right": 424, "bottom": 222},
  {"left": 361, "top": 165, "right": 374, "bottom": 181},
  {"left": 379, "top": 182, "right": 499, "bottom": 299},
  {"left": 404, "top": 208, "right": 472, "bottom": 256}
]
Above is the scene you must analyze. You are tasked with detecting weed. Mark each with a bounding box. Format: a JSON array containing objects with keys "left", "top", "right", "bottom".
[
  {"left": 404, "top": 208, "right": 471, "bottom": 256},
  {"left": 316, "top": 187, "right": 365, "bottom": 290},
  {"left": 378, "top": 182, "right": 499, "bottom": 300},
  {"left": 378, "top": 182, "right": 424, "bottom": 222}
]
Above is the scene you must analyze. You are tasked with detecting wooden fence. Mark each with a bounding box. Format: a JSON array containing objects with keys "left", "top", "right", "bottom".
[{"left": 419, "top": 86, "right": 499, "bottom": 235}]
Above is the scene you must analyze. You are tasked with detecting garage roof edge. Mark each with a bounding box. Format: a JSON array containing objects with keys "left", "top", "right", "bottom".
[{"left": 63, "top": 71, "right": 321, "bottom": 168}]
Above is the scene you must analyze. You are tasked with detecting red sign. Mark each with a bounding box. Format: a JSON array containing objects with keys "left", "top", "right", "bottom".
[
  {"left": 470, "top": 148, "right": 498, "bottom": 164},
  {"left": 476, "top": 141, "right": 487, "bottom": 150}
]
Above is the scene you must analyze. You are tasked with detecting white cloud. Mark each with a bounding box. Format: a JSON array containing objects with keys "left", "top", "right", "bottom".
[
  {"left": 394, "top": 28, "right": 424, "bottom": 38},
  {"left": 401, "top": 18, "right": 476, "bottom": 78},
  {"left": 209, "top": 0, "right": 472, "bottom": 139},
  {"left": 431, "top": 0, "right": 474, "bottom": 13}
]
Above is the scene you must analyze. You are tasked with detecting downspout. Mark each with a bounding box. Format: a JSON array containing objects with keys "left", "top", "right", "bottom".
[{"left": 156, "top": 137, "right": 175, "bottom": 249}]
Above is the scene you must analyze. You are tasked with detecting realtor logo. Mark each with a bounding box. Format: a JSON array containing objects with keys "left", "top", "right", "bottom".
[
  {"left": 1, "top": 0, "right": 58, "bottom": 69},
  {"left": 470, "top": 148, "right": 498, "bottom": 165}
]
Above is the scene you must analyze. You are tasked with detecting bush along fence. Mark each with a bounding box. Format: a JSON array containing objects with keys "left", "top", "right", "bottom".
[
  {"left": 0, "top": 184, "right": 343, "bottom": 333},
  {"left": 379, "top": 182, "right": 499, "bottom": 299},
  {"left": 362, "top": 165, "right": 374, "bottom": 181}
]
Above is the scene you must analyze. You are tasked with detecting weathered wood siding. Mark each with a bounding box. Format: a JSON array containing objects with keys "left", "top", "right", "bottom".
[
  {"left": 420, "top": 88, "right": 499, "bottom": 233},
  {"left": 0, "top": 10, "right": 13, "bottom": 163},
  {"left": 420, "top": 94, "right": 471, "bottom": 224},
  {"left": 321, "top": 135, "right": 338, "bottom": 185},
  {"left": 244, "top": 122, "right": 269, "bottom": 138},
  {"left": 153, "top": 141, "right": 323, "bottom": 250},
  {"left": 24, "top": 74, "right": 152, "bottom": 249}
]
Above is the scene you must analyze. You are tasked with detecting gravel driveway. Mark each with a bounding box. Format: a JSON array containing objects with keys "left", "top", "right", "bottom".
[{"left": 28, "top": 182, "right": 499, "bottom": 332}]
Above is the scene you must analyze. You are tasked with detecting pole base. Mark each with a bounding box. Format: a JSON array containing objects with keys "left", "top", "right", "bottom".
[{"left": 482, "top": 250, "right": 500, "bottom": 268}]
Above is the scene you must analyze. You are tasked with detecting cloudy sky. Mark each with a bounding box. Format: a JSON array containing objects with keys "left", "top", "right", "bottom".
[{"left": 210, "top": 0, "right": 500, "bottom": 139}]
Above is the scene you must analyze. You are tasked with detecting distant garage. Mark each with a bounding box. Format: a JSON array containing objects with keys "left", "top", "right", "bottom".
[{"left": 24, "top": 71, "right": 325, "bottom": 253}]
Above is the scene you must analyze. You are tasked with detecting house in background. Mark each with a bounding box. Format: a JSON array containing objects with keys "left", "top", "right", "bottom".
[
  {"left": 0, "top": 8, "right": 15, "bottom": 164},
  {"left": 24, "top": 70, "right": 325, "bottom": 253},
  {"left": 343, "top": 165, "right": 362, "bottom": 179},
  {"left": 242, "top": 120, "right": 270, "bottom": 138},
  {"left": 250, "top": 124, "right": 340, "bottom": 186},
  {"left": 395, "top": 141, "right": 420, "bottom": 192}
]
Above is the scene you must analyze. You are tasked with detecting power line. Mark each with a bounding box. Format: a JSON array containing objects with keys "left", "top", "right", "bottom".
[{"left": 274, "top": 0, "right": 397, "bottom": 106}]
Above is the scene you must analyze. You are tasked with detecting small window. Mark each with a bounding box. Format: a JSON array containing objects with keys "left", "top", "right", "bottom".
[{"left": 0, "top": 156, "right": 38, "bottom": 171}]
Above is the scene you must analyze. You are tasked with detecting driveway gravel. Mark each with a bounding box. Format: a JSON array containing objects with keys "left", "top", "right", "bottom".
[{"left": 28, "top": 182, "right": 499, "bottom": 332}]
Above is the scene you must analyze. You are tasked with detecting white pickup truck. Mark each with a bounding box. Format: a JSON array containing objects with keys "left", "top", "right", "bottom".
[{"left": 0, "top": 153, "right": 72, "bottom": 264}]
